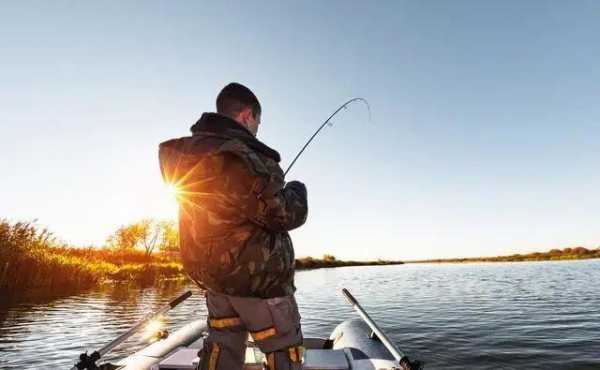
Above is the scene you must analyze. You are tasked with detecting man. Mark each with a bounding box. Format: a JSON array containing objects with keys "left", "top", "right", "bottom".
[{"left": 159, "top": 82, "right": 308, "bottom": 370}]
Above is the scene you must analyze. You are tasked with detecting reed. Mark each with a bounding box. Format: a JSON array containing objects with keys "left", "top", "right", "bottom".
[
  {"left": 0, "top": 220, "right": 104, "bottom": 301},
  {"left": 0, "top": 220, "right": 182, "bottom": 303}
]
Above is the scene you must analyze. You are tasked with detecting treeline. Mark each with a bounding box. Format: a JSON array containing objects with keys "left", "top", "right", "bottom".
[
  {"left": 296, "top": 254, "right": 403, "bottom": 269},
  {"left": 410, "top": 246, "right": 600, "bottom": 264}
]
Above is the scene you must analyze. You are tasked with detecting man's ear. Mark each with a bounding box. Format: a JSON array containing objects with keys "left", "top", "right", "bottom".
[{"left": 240, "top": 107, "right": 253, "bottom": 123}]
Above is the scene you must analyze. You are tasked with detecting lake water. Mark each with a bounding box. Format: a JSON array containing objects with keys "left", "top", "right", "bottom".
[{"left": 1, "top": 260, "right": 599, "bottom": 369}]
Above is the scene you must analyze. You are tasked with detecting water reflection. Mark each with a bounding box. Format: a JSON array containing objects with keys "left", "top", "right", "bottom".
[
  {"left": 1, "top": 260, "right": 600, "bottom": 370},
  {"left": 0, "top": 280, "right": 205, "bottom": 369}
]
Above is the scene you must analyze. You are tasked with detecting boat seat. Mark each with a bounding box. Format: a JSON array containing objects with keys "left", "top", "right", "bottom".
[
  {"left": 152, "top": 348, "right": 198, "bottom": 369},
  {"left": 303, "top": 337, "right": 332, "bottom": 350},
  {"left": 302, "top": 349, "right": 349, "bottom": 370},
  {"left": 187, "top": 337, "right": 204, "bottom": 349}
]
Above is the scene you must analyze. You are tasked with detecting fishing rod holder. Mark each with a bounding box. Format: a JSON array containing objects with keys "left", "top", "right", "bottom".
[
  {"left": 74, "top": 351, "right": 118, "bottom": 370},
  {"left": 74, "top": 351, "right": 100, "bottom": 370}
]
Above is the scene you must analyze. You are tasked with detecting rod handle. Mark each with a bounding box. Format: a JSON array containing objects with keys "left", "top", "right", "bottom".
[
  {"left": 341, "top": 288, "right": 358, "bottom": 306},
  {"left": 169, "top": 290, "right": 192, "bottom": 309}
]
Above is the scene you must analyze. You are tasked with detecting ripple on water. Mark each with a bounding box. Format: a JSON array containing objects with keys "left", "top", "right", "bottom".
[{"left": 1, "top": 261, "right": 600, "bottom": 369}]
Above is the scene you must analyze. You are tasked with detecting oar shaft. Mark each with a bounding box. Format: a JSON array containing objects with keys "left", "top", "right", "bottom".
[
  {"left": 72, "top": 290, "right": 192, "bottom": 370},
  {"left": 99, "top": 290, "right": 192, "bottom": 356},
  {"left": 99, "top": 305, "right": 167, "bottom": 356},
  {"left": 341, "top": 288, "right": 407, "bottom": 363}
]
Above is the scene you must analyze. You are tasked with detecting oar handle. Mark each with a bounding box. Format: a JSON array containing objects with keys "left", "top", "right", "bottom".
[
  {"left": 170, "top": 290, "right": 192, "bottom": 308},
  {"left": 341, "top": 288, "right": 358, "bottom": 306}
]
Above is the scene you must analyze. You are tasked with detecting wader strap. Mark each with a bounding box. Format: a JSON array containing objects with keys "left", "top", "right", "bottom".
[
  {"left": 288, "top": 346, "right": 304, "bottom": 362},
  {"left": 208, "top": 343, "right": 220, "bottom": 370},
  {"left": 251, "top": 326, "right": 277, "bottom": 341},
  {"left": 209, "top": 316, "right": 243, "bottom": 329},
  {"left": 266, "top": 352, "right": 275, "bottom": 370}
]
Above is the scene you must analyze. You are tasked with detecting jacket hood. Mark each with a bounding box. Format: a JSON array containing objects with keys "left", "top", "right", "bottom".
[{"left": 190, "top": 112, "right": 281, "bottom": 162}]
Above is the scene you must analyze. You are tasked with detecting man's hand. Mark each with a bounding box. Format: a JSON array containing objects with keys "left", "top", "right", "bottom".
[{"left": 284, "top": 181, "right": 307, "bottom": 199}]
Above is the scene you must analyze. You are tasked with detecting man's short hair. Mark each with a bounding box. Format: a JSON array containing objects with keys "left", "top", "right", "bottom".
[{"left": 216, "top": 82, "right": 261, "bottom": 118}]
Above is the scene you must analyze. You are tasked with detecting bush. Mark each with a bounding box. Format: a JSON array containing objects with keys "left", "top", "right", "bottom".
[{"left": 323, "top": 254, "right": 336, "bottom": 263}]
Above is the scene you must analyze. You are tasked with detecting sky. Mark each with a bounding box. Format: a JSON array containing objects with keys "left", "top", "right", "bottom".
[{"left": 1, "top": 1, "right": 599, "bottom": 260}]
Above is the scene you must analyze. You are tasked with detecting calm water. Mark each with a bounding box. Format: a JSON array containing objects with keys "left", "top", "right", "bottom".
[{"left": 1, "top": 260, "right": 599, "bottom": 369}]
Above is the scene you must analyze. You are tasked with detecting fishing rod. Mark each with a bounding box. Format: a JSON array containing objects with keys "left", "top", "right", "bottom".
[
  {"left": 342, "top": 288, "right": 422, "bottom": 370},
  {"left": 284, "top": 97, "right": 371, "bottom": 177},
  {"left": 72, "top": 290, "right": 192, "bottom": 370}
]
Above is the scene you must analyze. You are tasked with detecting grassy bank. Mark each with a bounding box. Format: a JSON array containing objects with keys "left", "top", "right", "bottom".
[
  {"left": 0, "top": 220, "right": 400, "bottom": 303},
  {"left": 408, "top": 246, "right": 600, "bottom": 264},
  {"left": 0, "top": 220, "right": 184, "bottom": 303}
]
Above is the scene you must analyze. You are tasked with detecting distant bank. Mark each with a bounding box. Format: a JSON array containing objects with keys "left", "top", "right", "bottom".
[
  {"left": 407, "top": 247, "right": 600, "bottom": 264},
  {"left": 296, "top": 255, "right": 403, "bottom": 269}
]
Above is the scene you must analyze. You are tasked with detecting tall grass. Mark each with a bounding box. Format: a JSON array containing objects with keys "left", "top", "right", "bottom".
[
  {"left": 0, "top": 220, "right": 183, "bottom": 303},
  {"left": 0, "top": 220, "right": 105, "bottom": 301},
  {"left": 51, "top": 245, "right": 172, "bottom": 265}
]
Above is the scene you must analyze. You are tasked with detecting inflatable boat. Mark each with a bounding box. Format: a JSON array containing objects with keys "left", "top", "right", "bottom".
[{"left": 72, "top": 289, "right": 422, "bottom": 370}]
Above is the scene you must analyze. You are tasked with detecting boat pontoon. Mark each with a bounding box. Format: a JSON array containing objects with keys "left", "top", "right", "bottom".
[{"left": 73, "top": 289, "right": 422, "bottom": 370}]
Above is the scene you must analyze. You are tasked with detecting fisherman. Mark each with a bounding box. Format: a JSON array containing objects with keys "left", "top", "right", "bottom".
[{"left": 159, "top": 82, "right": 308, "bottom": 370}]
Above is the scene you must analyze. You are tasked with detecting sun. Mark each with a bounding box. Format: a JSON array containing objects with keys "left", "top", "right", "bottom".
[
  {"left": 160, "top": 183, "right": 180, "bottom": 220},
  {"left": 166, "top": 183, "right": 179, "bottom": 198}
]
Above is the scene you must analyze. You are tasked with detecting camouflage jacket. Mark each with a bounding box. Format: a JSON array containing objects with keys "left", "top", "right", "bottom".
[{"left": 158, "top": 113, "right": 308, "bottom": 298}]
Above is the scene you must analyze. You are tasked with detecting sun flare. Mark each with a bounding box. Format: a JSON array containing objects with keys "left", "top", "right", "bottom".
[
  {"left": 158, "top": 183, "right": 180, "bottom": 220},
  {"left": 166, "top": 183, "right": 178, "bottom": 198},
  {"left": 141, "top": 317, "right": 164, "bottom": 343}
]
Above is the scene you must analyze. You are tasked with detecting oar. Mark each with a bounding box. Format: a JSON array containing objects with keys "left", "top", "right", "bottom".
[
  {"left": 72, "top": 290, "right": 193, "bottom": 370},
  {"left": 341, "top": 288, "right": 422, "bottom": 370}
]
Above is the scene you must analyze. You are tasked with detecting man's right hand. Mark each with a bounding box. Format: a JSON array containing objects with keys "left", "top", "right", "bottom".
[{"left": 284, "top": 180, "right": 307, "bottom": 199}]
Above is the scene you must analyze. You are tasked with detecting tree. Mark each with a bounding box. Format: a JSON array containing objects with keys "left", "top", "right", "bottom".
[
  {"left": 106, "top": 219, "right": 178, "bottom": 256},
  {"left": 158, "top": 220, "right": 179, "bottom": 253},
  {"left": 323, "top": 254, "right": 336, "bottom": 263},
  {"left": 137, "top": 219, "right": 162, "bottom": 256},
  {"left": 572, "top": 246, "right": 590, "bottom": 255},
  {"left": 106, "top": 223, "right": 144, "bottom": 251}
]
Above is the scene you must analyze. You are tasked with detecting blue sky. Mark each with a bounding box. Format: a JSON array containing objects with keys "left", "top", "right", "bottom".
[{"left": 2, "top": 1, "right": 599, "bottom": 260}]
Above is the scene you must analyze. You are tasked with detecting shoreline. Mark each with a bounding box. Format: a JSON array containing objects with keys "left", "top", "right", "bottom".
[{"left": 405, "top": 248, "right": 600, "bottom": 264}]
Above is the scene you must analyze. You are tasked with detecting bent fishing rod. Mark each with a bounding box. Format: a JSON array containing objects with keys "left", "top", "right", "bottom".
[
  {"left": 71, "top": 290, "right": 192, "bottom": 370},
  {"left": 284, "top": 97, "right": 371, "bottom": 177}
]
